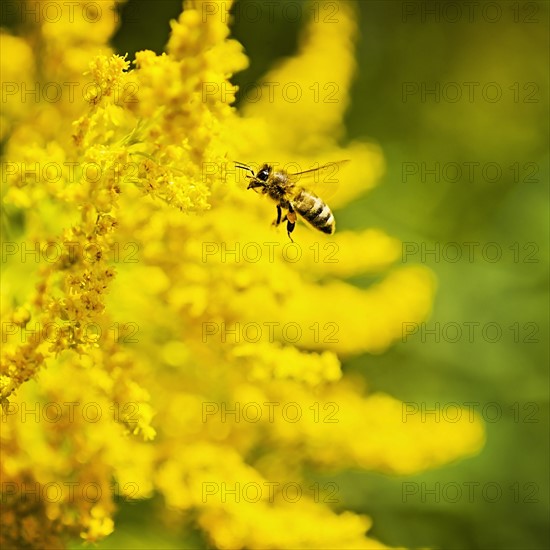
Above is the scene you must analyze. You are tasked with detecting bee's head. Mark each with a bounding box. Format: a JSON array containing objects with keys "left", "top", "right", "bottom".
[
  {"left": 247, "top": 164, "right": 271, "bottom": 191},
  {"left": 256, "top": 164, "right": 271, "bottom": 182}
]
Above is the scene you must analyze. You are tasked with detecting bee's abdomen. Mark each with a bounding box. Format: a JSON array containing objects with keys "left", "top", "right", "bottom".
[{"left": 293, "top": 190, "right": 335, "bottom": 234}]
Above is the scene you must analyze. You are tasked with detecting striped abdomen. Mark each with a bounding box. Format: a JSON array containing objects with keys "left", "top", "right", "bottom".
[{"left": 292, "top": 189, "right": 335, "bottom": 234}]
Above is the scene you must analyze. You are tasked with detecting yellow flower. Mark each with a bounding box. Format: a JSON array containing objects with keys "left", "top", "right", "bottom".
[{"left": 1, "top": 1, "right": 484, "bottom": 548}]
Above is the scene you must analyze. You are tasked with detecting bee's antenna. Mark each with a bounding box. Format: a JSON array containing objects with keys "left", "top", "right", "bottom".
[{"left": 234, "top": 161, "right": 255, "bottom": 177}]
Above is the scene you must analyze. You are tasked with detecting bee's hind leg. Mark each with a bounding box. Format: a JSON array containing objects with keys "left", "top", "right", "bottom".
[{"left": 286, "top": 205, "right": 297, "bottom": 242}]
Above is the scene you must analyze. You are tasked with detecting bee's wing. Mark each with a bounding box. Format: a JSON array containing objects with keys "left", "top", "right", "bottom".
[
  {"left": 287, "top": 160, "right": 349, "bottom": 180},
  {"left": 286, "top": 160, "right": 349, "bottom": 200}
]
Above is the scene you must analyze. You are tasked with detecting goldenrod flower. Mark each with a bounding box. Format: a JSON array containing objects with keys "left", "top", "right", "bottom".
[{"left": 0, "top": 1, "right": 484, "bottom": 548}]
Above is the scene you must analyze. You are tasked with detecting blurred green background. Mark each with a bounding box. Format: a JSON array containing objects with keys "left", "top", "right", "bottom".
[{"left": 7, "top": 0, "right": 544, "bottom": 548}]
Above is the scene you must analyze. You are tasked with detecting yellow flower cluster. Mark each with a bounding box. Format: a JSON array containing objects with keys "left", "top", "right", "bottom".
[{"left": 1, "top": 1, "right": 484, "bottom": 548}]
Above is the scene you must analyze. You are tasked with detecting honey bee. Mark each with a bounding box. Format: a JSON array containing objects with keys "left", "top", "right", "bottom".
[{"left": 235, "top": 160, "right": 349, "bottom": 241}]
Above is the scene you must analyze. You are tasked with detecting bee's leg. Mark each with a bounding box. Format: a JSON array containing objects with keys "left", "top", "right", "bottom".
[
  {"left": 272, "top": 205, "right": 282, "bottom": 227},
  {"left": 286, "top": 205, "right": 297, "bottom": 242}
]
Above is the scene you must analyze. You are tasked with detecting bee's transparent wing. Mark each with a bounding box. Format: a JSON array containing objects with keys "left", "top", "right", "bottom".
[
  {"left": 287, "top": 160, "right": 349, "bottom": 179},
  {"left": 286, "top": 160, "right": 349, "bottom": 200}
]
